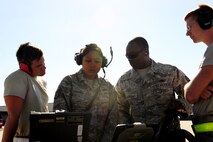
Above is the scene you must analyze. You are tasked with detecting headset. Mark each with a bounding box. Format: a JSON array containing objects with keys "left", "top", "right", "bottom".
[
  {"left": 19, "top": 53, "right": 32, "bottom": 75},
  {"left": 74, "top": 46, "right": 113, "bottom": 68},
  {"left": 17, "top": 43, "right": 33, "bottom": 75},
  {"left": 19, "top": 63, "right": 31, "bottom": 75},
  {"left": 195, "top": 8, "right": 213, "bottom": 30}
]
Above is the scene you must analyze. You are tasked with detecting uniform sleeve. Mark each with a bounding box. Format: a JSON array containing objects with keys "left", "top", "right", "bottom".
[
  {"left": 53, "top": 75, "right": 73, "bottom": 111},
  {"left": 101, "top": 84, "right": 118, "bottom": 142},
  {"left": 115, "top": 79, "right": 132, "bottom": 124},
  {"left": 173, "top": 67, "right": 190, "bottom": 96},
  {"left": 173, "top": 67, "right": 192, "bottom": 115}
]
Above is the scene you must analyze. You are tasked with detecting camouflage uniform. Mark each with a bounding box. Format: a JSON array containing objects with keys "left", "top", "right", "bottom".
[
  {"left": 53, "top": 69, "right": 118, "bottom": 142},
  {"left": 115, "top": 59, "right": 190, "bottom": 126}
]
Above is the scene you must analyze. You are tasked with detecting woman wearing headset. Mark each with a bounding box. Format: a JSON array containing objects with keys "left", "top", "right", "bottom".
[{"left": 53, "top": 43, "right": 118, "bottom": 142}]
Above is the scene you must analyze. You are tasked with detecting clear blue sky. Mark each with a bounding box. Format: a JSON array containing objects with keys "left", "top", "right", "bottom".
[{"left": 0, "top": 0, "right": 212, "bottom": 106}]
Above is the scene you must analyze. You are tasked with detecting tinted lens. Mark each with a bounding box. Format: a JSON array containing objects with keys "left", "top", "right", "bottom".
[
  {"left": 126, "top": 52, "right": 139, "bottom": 59},
  {"left": 126, "top": 54, "right": 136, "bottom": 59}
]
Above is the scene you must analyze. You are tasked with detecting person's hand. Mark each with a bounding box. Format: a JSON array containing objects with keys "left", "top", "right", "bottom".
[{"left": 200, "top": 85, "right": 213, "bottom": 100}]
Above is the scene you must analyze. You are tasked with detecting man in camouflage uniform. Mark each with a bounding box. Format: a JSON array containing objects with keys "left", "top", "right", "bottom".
[{"left": 115, "top": 37, "right": 191, "bottom": 141}]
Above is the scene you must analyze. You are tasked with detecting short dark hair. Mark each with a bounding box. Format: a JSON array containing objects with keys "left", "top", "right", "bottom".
[
  {"left": 127, "top": 37, "right": 149, "bottom": 50},
  {"left": 16, "top": 42, "right": 43, "bottom": 65},
  {"left": 184, "top": 4, "right": 213, "bottom": 21},
  {"left": 82, "top": 43, "right": 103, "bottom": 57}
]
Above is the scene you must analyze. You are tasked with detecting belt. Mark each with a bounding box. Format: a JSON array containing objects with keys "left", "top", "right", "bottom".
[{"left": 193, "top": 122, "right": 213, "bottom": 133}]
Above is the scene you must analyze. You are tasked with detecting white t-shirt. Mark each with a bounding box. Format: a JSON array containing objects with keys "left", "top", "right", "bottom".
[
  {"left": 4, "top": 69, "right": 49, "bottom": 137},
  {"left": 193, "top": 43, "right": 213, "bottom": 115}
]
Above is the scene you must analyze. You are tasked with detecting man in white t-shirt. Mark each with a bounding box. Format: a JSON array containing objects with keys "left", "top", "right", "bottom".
[
  {"left": 184, "top": 4, "right": 213, "bottom": 142},
  {"left": 2, "top": 42, "right": 49, "bottom": 142}
]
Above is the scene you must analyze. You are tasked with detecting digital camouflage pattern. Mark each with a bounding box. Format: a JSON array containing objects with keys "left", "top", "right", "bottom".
[
  {"left": 115, "top": 59, "right": 191, "bottom": 126},
  {"left": 53, "top": 69, "right": 118, "bottom": 142}
]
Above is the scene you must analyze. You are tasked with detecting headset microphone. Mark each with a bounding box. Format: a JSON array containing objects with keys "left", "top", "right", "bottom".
[
  {"left": 105, "top": 46, "right": 113, "bottom": 67},
  {"left": 102, "top": 46, "right": 113, "bottom": 78}
]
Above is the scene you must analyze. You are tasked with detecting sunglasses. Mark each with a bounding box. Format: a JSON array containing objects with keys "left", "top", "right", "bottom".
[{"left": 126, "top": 51, "right": 142, "bottom": 60}]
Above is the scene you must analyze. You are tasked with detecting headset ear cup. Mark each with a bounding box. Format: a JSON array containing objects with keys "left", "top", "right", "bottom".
[
  {"left": 198, "top": 16, "right": 212, "bottom": 29},
  {"left": 75, "top": 53, "right": 83, "bottom": 65},
  {"left": 20, "top": 63, "right": 32, "bottom": 75},
  {"left": 197, "top": 10, "right": 213, "bottom": 30},
  {"left": 102, "top": 56, "right": 108, "bottom": 68}
]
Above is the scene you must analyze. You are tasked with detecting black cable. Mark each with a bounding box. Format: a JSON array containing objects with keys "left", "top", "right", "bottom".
[
  {"left": 106, "top": 46, "right": 113, "bottom": 67},
  {"left": 102, "top": 46, "right": 113, "bottom": 78}
]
